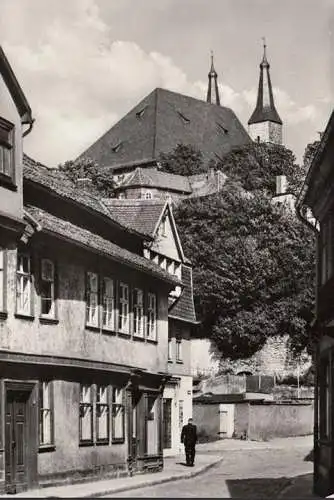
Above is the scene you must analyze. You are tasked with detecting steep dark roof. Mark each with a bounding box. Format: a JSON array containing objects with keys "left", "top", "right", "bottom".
[
  {"left": 0, "top": 45, "right": 33, "bottom": 125},
  {"left": 25, "top": 204, "right": 180, "bottom": 286},
  {"left": 103, "top": 198, "right": 166, "bottom": 238},
  {"left": 117, "top": 167, "right": 192, "bottom": 194},
  {"left": 169, "top": 265, "right": 198, "bottom": 324},
  {"left": 77, "top": 88, "right": 251, "bottom": 166},
  {"left": 248, "top": 50, "right": 282, "bottom": 126}
]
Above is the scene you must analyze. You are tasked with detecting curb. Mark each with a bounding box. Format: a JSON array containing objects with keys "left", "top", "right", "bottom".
[{"left": 82, "top": 457, "right": 224, "bottom": 498}]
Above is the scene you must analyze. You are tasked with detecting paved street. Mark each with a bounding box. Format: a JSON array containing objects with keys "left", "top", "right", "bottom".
[{"left": 107, "top": 446, "right": 314, "bottom": 498}]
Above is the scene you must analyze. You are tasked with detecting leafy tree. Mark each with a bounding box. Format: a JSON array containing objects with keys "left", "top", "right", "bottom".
[
  {"left": 158, "top": 143, "right": 208, "bottom": 176},
  {"left": 58, "top": 157, "right": 115, "bottom": 197},
  {"left": 174, "top": 142, "right": 316, "bottom": 360},
  {"left": 215, "top": 143, "right": 306, "bottom": 196}
]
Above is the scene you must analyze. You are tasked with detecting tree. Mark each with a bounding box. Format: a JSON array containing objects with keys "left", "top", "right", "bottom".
[
  {"left": 158, "top": 143, "right": 208, "bottom": 176},
  {"left": 303, "top": 140, "right": 320, "bottom": 170},
  {"left": 174, "top": 143, "right": 316, "bottom": 360},
  {"left": 214, "top": 142, "right": 306, "bottom": 196},
  {"left": 58, "top": 157, "right": 115, "bottom": 197}
]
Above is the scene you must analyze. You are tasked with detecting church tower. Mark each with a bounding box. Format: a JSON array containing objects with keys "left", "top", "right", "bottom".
[
  {"left": 206, "top": 51, "right": 220, "bottom": 105},
  {"left": 248, "top": 39, "right": 282, "bottom": 145}
]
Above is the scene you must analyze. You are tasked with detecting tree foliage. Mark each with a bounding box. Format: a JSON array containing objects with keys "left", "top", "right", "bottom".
[
  {"left": 215, "top": 143, "right": 306, "bottom": 196},
  {"left": 159, "top": 143, "right": 208, "bottom": 176},
  {"left": 58, "top": 157, "right": 115, "bottom": 197},
  {"left": 173, "top": 142, "right": 316, "bottom": 360}
]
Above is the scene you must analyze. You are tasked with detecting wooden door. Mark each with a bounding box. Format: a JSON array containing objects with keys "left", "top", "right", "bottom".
[
  {"left": 5, "top": 390, "right": 29, "bottom": 494},
  {"left": 162, "top": 398, "right": 172, "bottom": 449}
]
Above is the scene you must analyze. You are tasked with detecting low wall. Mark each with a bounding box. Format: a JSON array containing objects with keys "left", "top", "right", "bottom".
[
  {"left": 193, "top": 403, "right": 220, "bottom": 442},
  {"left": 247, "top": 402, "right": 313, "bottom": 440}
]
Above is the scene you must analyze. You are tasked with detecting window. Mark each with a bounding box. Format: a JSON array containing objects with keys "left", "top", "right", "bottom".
[
  {"left": 0, "top": 249, "right": 5, "bottom": 312},
  {"left": 40, "top": 259, "right": 55, "bottom": 318},
  {"left": 0, "top": 117, "right": 14, "bottom": 179},
  {"left": 144, "top": 191, "right": 152, "bottom": 200},
  {"left": 147, "top": 292, "right": 157, "bottom": 340},
  {"left": 39, "top": 382, "right": 54, "bottom": 447},
  {"left": 86, "top": 272, "right": 99, "bottom": 327},
  {"left": 168, "top": 338, "right": 173, "bottom": 361},
  {"left": 79, "top": 385, "right": 93, "bottom": 444},
  {"left": 176, "top": 338, "right": 183, "bottom": 362},
  {"left": 16, "top": 252, "right": 32, "bottom": 315},
  {"left": 96, "top": 385, "right": 109, "bottom": 444},
  {"left": 112, "top": 388, "right": 125, "bottom": 442},
  {"left": 133, "top": 288, "right": 144, "bottom": 337},
  {"left": 119, "top": 282, "right": 129, "bottom": 334},
  {"left": 102, "top": 277, "right": 115, "bottom": 330},
  {"left": 118, "top": 193, "right": 125, "bottom": 200}
]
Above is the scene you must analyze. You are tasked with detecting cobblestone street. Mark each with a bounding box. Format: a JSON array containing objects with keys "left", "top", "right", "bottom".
[{"left": 107, "top": 446, "right": 314, "bottom": 498}]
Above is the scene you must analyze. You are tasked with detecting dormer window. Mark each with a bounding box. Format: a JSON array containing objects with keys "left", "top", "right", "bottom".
[
  {"left": 111, "top": 141, "right": 122, "bottom": 153},
  {"left": 0, "top": 117, "right": 14, "bottom": 184}
]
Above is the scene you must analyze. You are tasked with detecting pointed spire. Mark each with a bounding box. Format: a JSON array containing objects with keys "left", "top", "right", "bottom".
[
  {"left": 248, "top": 38, "right": 282, "bottom": 126},
  {"left": 206, "top": 51, "right": 220, "bottom": 106}
]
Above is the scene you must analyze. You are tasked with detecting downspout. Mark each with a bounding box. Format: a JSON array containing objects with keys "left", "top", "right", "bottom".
[{"left": 22, "top": 118, "right": 35, "bottom": 138}]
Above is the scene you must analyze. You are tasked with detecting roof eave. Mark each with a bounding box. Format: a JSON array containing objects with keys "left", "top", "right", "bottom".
[
  {"left": 0, "top": 46, "right": 33, "bottom": 125},
  {"left": 23, "top": 176, "right": 148, "bottom": 241}
]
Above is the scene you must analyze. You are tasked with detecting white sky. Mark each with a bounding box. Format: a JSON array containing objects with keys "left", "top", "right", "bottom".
[{"left": 1, "top": 0, "right": 333, "bottom": 166}]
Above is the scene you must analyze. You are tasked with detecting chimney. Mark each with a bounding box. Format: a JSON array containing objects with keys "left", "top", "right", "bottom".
[
  {"left": 77, "top": 177, "right": 92, "bottom": 190},
  {"left": 276, "top": 175, "right": 287, "bottom": 195}
]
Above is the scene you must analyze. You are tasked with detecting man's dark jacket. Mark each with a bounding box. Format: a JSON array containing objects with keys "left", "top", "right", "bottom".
[{"left": 181, "top": 423, "right": 197, "bottom": 446}]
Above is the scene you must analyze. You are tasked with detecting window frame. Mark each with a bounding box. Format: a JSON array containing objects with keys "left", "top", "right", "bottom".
[
  {"left": 118, "top": 282, "right": 130, "bottom": 334},
  {"left": 40, "top": 258, "right": 56, "bottom": 319},
  {"left": 168, "top": 337, "right": 173, "bottom": 361},
  {"left": 111, "top": 387, "right": 125, "bottom": 443},
  {"left": 0, "top": 116, "right": 15, "bottom": 187},
  {"left": 0, "top": 248, "right": 6, "bottom": 315},
  {"left": 39, "top": 381, "right": 55, "bottom": 450},
  {"left": 96, "top": 385, "right": 110, "bottom": 445},
  {"left": 79, "top": 384, "right": 94, "bottom": 446},
  {"left": 147, "top": 292, "right": 157, "bottom": 341},
  {"left": 133, "top": 287, "right": 144, "bottom": 338},
  {"left": 176, "top": 338, "right": 183, "bottom": 362},
  {"left": 86, "top": 271, "right": 99, "bottom": 328},
  {"left": 102, "top": 276, "right": 115, "bottom": 331},
  {"left": 16, "top": 251, "right": 33, "bottom": 317}
]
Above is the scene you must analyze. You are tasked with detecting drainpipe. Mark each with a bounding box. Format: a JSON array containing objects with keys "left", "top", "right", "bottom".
[{"left": 22, "top": 119, "right": 35, "bottom": 138}]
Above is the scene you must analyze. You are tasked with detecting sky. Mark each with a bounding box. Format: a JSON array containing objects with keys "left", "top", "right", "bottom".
[{"left": 1, "top": 0, "right": 333, "bottom": 166}]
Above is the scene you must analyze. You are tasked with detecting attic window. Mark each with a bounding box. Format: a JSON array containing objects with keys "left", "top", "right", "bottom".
[
  {"left": 111, "top": 141, "right": 123, "bottom": 153},
  {"left": 177, "top": 111, "right": 190, "bottom": 125},
  {"left": 216, "top": 122, "right": 229, "bottom": 135},
  {"left": 0, "top": 117, "right": 14, "bottom": 185},
  {"left": 136, "top": 106, "right": 148, "bottom": 119},
  {"left": 214, "top": 153, "right": 223, "bottom": 162}
]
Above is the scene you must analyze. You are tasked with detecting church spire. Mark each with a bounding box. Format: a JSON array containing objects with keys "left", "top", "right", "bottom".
[
  {"left": 248, "top": 38, "right": 283, "bottom": 145},
  {"left": 206, "top": 51, "right": 220, "bottom": 106}
]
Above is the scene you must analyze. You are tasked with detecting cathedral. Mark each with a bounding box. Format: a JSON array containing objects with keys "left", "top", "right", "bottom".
[{"left": 78, "top": 41, "right": 283, "bottom": 169}]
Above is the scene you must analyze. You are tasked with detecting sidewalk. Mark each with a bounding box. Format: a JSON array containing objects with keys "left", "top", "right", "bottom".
[{"left": 0, "top": 454, "right": 223, "bottom": 498}]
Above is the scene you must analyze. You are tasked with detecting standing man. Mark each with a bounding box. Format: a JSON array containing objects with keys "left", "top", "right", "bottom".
[{"left": 181, "top": 418, "right": 197, "bottom": 466}]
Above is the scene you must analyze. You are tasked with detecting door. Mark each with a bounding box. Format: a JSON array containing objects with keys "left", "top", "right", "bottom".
[
  {"left": 5, "top": 390, "right": 29, "bottom": 494},
  {"left": 219, "top": 404, "right": 234, "bottom": 438}
]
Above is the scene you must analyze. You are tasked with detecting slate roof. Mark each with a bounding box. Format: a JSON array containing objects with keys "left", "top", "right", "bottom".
[
  {"left": 25, "top": 204, "right": 180, "bottom": 286},
  {"left": 103, "top": 198, "right": 166, "bottom": 238},
  {"left": 23, "top": 154, "right": 144, "bottom": 238},
  {"left": 117, "top": 167, "right": 192, "bottom": 194},
  {"left": 169, "top": 265, "right": 198, "bottom": 324},
  {"left": 77, "top": 87, "right": 252, "bottom": 167}
]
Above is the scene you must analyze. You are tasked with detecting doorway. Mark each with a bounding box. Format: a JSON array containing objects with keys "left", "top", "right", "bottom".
[{"left": 4, "top": 382, "right": 38, "bottom": 494}]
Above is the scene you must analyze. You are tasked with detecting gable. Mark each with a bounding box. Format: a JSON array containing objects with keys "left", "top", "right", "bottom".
[{"left": 149, "top": 206, "right": 184, "bottom": 261}]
